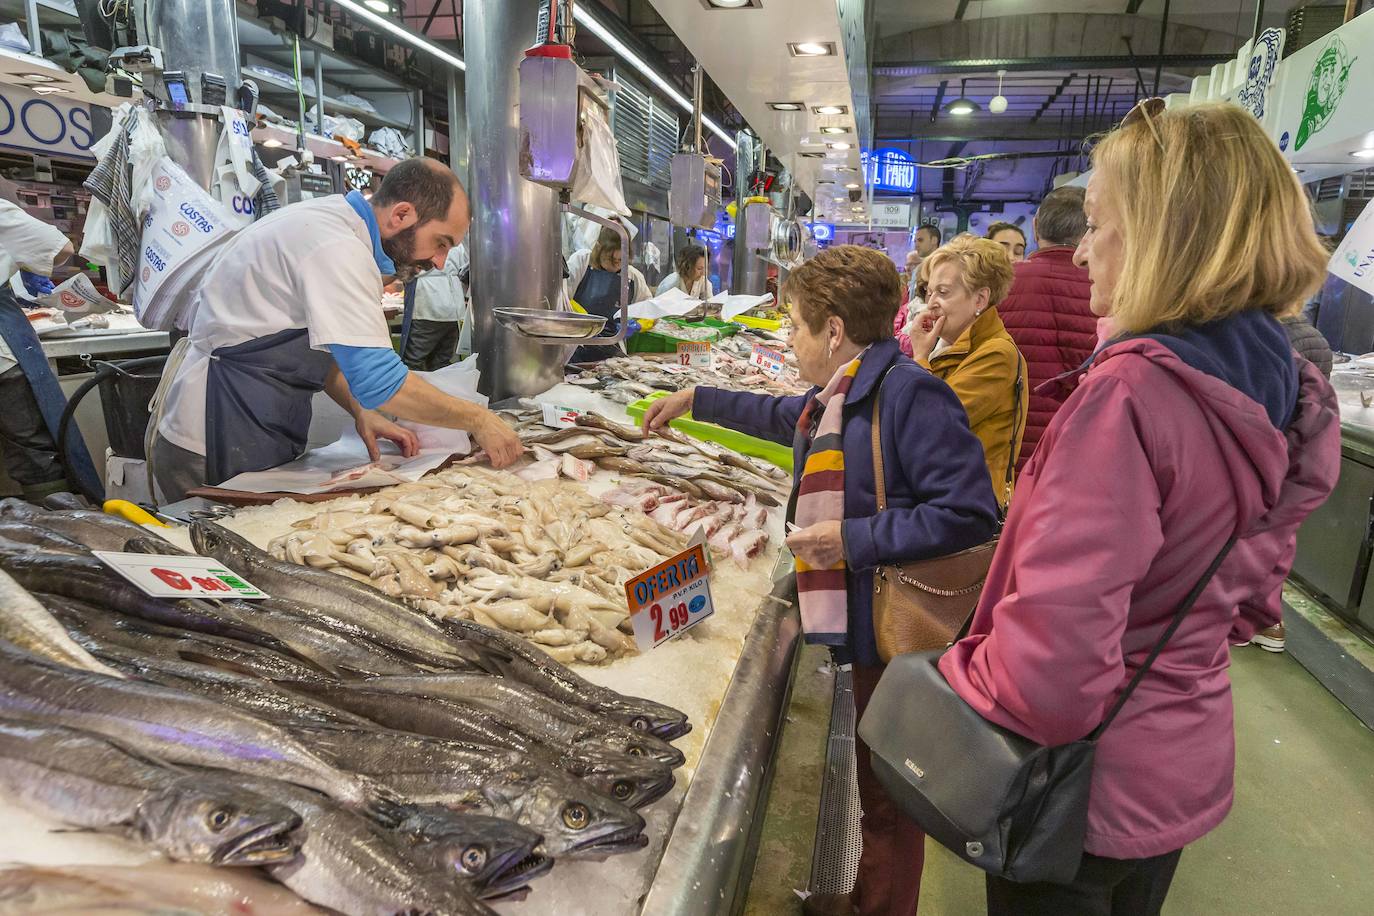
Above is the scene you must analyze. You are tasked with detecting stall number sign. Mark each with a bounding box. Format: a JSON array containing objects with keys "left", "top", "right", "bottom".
[
  {"left": 94, "top": 551, "right": 268, "bottom": 600},
  {"left": 624, "top": 543, "right": 715, "bottom": 651},
  {"left": 751, "top": 343, "right": 786, "bottom": 378},
  {"left": 676, "top": 341, "right": 712, "bottom": 368},
  {"left": 541, "top": 403, "right": 581, "bottom": 428}
]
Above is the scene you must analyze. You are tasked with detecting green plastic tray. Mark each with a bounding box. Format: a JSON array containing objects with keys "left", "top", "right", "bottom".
[
  {"left": 625, "top": 391, "right": 794, "bottom": 472},
  {"left": 625, "top": 318, "right": 739, "bottom": 355}
]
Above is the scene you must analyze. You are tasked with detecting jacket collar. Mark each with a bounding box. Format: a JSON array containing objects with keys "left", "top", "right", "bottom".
[
  {"left": 345, "top": 190, "right": 396, "bottom": 276},
  {"left": 1028, "top": 245, "right": 1077, "bottom": 263},
  {"left": 843, "top": 337, "right": 902, "bottom": 405},
  {"left": 931, "top": 307, "right": 1006, "bottom": 364}
]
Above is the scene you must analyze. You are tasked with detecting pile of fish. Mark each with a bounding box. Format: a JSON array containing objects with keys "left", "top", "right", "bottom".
[
  {"left": 265, "top": 465, "right": 691, "bottom": 664},
  {"left": 0, "top": 499, "right": 691, "bottom": 915}
]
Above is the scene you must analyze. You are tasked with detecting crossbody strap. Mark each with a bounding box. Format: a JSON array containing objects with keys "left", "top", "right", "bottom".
[
  {"left": 1000, "top": 352, "right": 1025, "bottom": 516},
  {"left": 1088, "top": 536, "right": 1237, "bottom": 741}
]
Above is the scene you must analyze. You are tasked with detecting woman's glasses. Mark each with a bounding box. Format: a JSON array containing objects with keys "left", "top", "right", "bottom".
[{"left": 1122, "top": 97, "right": 1167, "bottom": 150}]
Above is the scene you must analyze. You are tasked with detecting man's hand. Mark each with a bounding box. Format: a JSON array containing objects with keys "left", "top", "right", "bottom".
[
  {"left": 474, "top": 412, "right": 523, "bottom": 469},
  {"left": 355, "top": 410, "right": 419, "bottom": 461},
  {"left": 785, "top": 520, "right": 845, "bottom": 568},
  {"left": 641, "top": 387, "right": 694, "bottom": 435},
  {"left": 20, "top": 271, "right": 53, "bottom": 298},
  {"left": 908, "top": 313, "right": 946, "bottom": 363}
]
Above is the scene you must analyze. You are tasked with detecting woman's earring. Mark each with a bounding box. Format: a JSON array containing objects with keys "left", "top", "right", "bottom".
[{"left": 827, "top": 342, "right": 834, "bottom": 361}]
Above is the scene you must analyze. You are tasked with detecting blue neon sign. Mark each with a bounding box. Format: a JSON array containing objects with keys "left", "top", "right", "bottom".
[
  {"left": 810, "top": 222, "right": 834, "bottom": 242},
  {"left": 861, "top": 148, "right": 917, "bottom": 193}
]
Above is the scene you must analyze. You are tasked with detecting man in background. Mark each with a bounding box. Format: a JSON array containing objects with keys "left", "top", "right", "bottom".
[
  {"left": 403, "top": 242, "right": 469, "bottom": 371},
  {"left": 996, "top": 187, "right": 1096, "bottom": 472}
]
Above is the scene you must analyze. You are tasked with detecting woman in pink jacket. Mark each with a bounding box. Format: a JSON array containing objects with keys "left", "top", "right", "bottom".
[{"left": 939, "top": 101, "right": 1340, "bottom": 914}]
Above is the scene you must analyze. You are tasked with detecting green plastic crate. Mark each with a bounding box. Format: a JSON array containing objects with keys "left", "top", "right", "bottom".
[
  {"left": 626, "top": 319, "right": 728, "bottom": 355},
  {"left": 625, "top": 391, "right": 794, "bottom": 472}
]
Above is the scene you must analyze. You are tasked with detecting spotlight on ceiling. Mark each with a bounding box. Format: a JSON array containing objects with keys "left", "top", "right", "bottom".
[
  {"left": 820, "top": 126, "right": 849, "bottom": 135},
  {"left": 828, "top": 142, "right": 852, "bottom": 150},
  {"left": 944, "top": 78, "right": 979, "bottom": 116},
  {"left": 844, "top": 182, "right": 860, "bottom": 189},
  {"left": 788, "top": 41, "right": 835, "bottom": 57},
  {"left": 702, "top": 0, "right": 760, "bottom": 7},
  {"left": 363, "top": 0, "right": 391, "bottom": 11},
  {"left": 20, "top": 72, "right": 58, "bottom": 83},
  {"left": 262, "top": 138, "right": 284, "bottom": 148},
  {"left": 798, "top": 151, "right": 824, "bottom": 158},
  {"left": 769, "top": 101, "right": 805, "bottom": 111},
  {"left": 1351, "top": 148, "right": 1374, "bottom": 159},
  {"left": 813, "top": 105, "right": 847, "bottom": 115}
]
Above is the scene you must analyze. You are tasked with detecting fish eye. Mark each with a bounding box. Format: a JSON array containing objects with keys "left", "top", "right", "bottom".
[
  {"left": 459, "top": 845, "right": 488, "bottom": 874},
  {"left": 627, "top": 746, "right": 644, "bottom": 757},
  {"left": 562, "top": 802, "right": 591, "bottom": 830},
  {"left": 630, "top": 717, "right": 651, "bottom": 731},
  {"left": 612, "top": 781, "right": 633, "bottom": 800},
  {"left": 207, "top": 806, "right": 234, "bottom": 831}
]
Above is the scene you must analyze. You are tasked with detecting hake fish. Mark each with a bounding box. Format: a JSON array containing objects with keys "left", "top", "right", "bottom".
[
  {"left": 396, "top": 807, "right": 552, "bottom": 899},
  {"left": 438, "top": 617, "right": 691, "bottom": 740},
  {"left": 0, "top": 640, "right": 401, "bottom": 821},
  {"left": 0, "top": 718, "right": 301, "bottom": 866},
  {"left": 297, "top": 726, "right": 649, "bottom": 859},
  {"left": 0, "top": 499, "right": 181, "bottom": 553},
  {"left": 0, "top": 567, "right": 124, "bottom": 678},
  {"left": 218, "top": 773, "right": 496, "bottom": 916},
  {"left": 0, "top": 864, "right": 327, "bottom": 915},
  {"left": 190, "top": 521, "right": 502, "bottom": 673}
]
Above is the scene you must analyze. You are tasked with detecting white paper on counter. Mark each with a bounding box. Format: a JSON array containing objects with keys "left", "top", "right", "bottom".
[
  {"left": 709, "top": 290, "right": 774, "bottom": 321},
  {"left": 216, "top": 435, "right": 453, "bottom": 494},
  {"left": 628, "top": 286, "right": 703, "bottom": 320},
  {"left": 38, "top": 274, "right": 119, "bottom": 319}
]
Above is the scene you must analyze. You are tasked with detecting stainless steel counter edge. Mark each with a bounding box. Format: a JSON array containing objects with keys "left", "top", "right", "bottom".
[{"left": 639, "top": 567, "right": 801, "bottom": 916}]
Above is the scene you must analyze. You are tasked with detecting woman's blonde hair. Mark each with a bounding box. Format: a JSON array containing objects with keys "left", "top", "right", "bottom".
[
  {"left": 922, "top": 234, "right": 1015, "bottom": 307},
  {"left": 1091, "top": 101, "right": 1327, "bottom": 334}
]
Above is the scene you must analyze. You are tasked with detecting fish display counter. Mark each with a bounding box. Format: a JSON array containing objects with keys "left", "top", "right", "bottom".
[{"left": 0, "top": 413, "right": 801, "bottom": 914}]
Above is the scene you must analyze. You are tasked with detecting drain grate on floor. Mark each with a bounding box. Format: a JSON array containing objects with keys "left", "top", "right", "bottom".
[{"left": 808, "top": 665, "right": 862, "bottom": 895}]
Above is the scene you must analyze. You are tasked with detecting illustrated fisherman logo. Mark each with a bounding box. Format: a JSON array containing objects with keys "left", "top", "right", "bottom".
[{"left": 1295, "top": 37, "right": 1356, "bottom": 151}]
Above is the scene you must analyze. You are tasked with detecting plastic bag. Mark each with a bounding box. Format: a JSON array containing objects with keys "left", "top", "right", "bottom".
[
  {"left": 369, "top": 126, "right": 412, "bottom": 159},
  {"left": 0, "top": 22, "right": 29, "bottom": 53},
  {"left": 570, "top": 102, "right": 629, "bottom": 216},
  {"left": 307, "top": 106, "right": 364, "bottom": 142},
  {"left": 643, "top": 240, "right": 662, "bottom": 272}
]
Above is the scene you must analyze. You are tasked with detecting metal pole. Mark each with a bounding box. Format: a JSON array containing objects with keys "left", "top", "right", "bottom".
[
  {"left": 313, "top": 51, "right": 325, "bottom": 136},
  {"left": 1345, "top": 0, "right": 1360, "bottom": 21},
  {"left": 1251, "top": 0, "right": 1267, "bottom": 43},
  {"left": 293, "top": 34, "right": 308, "bottom": 152},
  {"left": 1153, "top": 0, "right": 1171, "bottom": 96},
  {"left": 692, "top": 65, "right": 703, "bottom": 154},
  {"left": 413, "top": 89, "right": 425, "bottom": 155},
  {"left": 447, "top": 70, "right": 468, "bottom": 184},
  {"left": 24, "top": 0, "right": 39, "bottom": 57},
  {"left": 465, "top": 0, "right": 567, "bottom": 401}
]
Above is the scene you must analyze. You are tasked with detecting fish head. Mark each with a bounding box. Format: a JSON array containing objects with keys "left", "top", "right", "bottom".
[
  {"left": 487, "top": 770, "right": 646, "bottom": 859},
  {"left": 136, "top": 776, "right": 302, "bottom": 866},
  {"left": 569, "top": 749, "right": 676, "bottom": 809},
  {"left": 402, "top": 809, "right": 551, "bottom": 896},
  {"left": 188, "top": 521, "right": 254, "bottom": 563},
  {"left": 604, "top": 699, "right": 692, "bottom": 741}
]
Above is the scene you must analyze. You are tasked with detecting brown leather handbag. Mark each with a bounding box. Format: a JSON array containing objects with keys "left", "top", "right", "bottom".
[{"left": 870, "top": 358, "right": 1023, "bottom": 662}]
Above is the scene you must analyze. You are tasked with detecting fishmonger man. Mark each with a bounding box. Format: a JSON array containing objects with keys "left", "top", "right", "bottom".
[{"left": 152, "top": 158, "right": 521, "bottom": 501}]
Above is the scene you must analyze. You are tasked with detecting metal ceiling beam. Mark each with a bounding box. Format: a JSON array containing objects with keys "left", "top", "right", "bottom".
[
  {"left": 955, "top": 0, "right": 973, "bottom": 19},
  {"left": 929, "top": 80, "right": 948, "bottom": 122},
  {"left": 1030, "top": 73, "right": 1076, "bottom": 123},
  {"left": 875, "top": 53, "right": 1228, "bottom": 76},
  {"left": 1125, "top": 0, "right": 1148, "bottom": 13}
]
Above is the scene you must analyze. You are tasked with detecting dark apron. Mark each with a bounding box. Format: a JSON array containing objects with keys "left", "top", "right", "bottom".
[
  {"left": 569, "top": 266, "right": 627, "bottom": 364},
  {"left": 204, "top": 327, "right": 334, "bottom": 485},
  {"left": 0, "top": 287, "right": 102, "bottom": 499}
]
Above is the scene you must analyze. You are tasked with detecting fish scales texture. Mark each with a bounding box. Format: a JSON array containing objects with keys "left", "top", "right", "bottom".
[{"left": 0, "top": 566, "right": 125, "bottom": 677}]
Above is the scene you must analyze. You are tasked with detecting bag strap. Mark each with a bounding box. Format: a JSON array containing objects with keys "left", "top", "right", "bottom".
[
  {"left": 1088, "top": 536, "right": 1237, "bottom": 741},
  {"left": 870, "top": 364, "right": 900, "bottom": 512},
  {"left": 999, "top": 352, "right": 1025, "bottom": 517}
]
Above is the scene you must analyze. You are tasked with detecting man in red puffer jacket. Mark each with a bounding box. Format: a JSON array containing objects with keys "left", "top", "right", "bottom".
[{"left": 998, "top": 186, "right": 1096, "bottom": 472}]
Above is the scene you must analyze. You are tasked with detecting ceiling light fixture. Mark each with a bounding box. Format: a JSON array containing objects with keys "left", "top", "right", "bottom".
[
  {"left": 845, "top": 182, "right": 860, "bottom": 189},
  {"left": 813, "top": 105, "right": 847, "bottom": 115},
  {"left": 829, "top": 142, "right": 852, "bottom": 150},
  {"left": 769, "top": 101, "right": 804, "bottom": 111},
  {"left": 20, "top": 72, "right": 58, "bottom": 83},
  {"left": 32, "top": 86, "right": 71, "bottom": 95},
  {"left": 703, "top": 0, "right": 757, "bottom": 7},
  {"left": 789, "top": 41, "right": 835, "bottom": 57},
  {"left": 944, "top": 78, "right": 979, "bottom": 116},
  {"left": 574, "top": 6, "right": 736, "bottom": 148},
  {"left": 334, "top": 0, "right": 465, "bottom": 70},
  {"left": 1351, "top": 148, "right": 1374, "bottom": 159},
  {"left": 820, "top": 126, "right": 849, "bottom": 134},
  {"left": 262, "top": 138, "right": 284, "bottom": 148},
  {"left": 363, "top": 0, "right": 391, "bottom": 12},
  {"left": 798, "top": 152, "right": 824, "bottom": 158},
  {"left": 989, "top": 69, "right": 1008, "bottom": 114}
]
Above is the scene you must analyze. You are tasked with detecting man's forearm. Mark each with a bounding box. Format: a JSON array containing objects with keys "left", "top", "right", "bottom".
[
  {"left": 380, "top": 372, "right": 491, "bottom": 431},
  {"left": 323, "top": 364, "right": 364, "bottom": 418}
]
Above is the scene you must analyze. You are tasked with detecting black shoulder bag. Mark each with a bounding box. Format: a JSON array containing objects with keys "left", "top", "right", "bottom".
[{"left": 856, "top": 536, "right": 1236, "bottom": 885}]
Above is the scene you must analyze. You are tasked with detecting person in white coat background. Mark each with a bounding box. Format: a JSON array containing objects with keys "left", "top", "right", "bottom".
[
  {"left": 564, "top": 225, "right": 649, "bottom": 363},
  {"left": 403, "top": 242, "right": 469, "bottom": 371},
  {"left": 655, "top": 243, "right": 713, "bottom": 299}
]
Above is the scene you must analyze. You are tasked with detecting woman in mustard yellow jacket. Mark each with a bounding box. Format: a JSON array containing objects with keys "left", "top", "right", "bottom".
[{"left": 907, "top": 235, "right": 1029, "bottom": 510}]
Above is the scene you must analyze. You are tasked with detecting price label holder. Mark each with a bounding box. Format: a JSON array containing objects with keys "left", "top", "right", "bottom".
[
  {"left": 94, "top": 551, "right": 268, "bottom": 600},
  {"left": 623, "top": 542, "right": 715, "bottom": 651},
  {"left": 540, "top": 403, "right": 581, "bottom": 428},
  {"left": 676, "top": 341, "right": 713, "bottom": 369},
  {"left": 750, "top": 343, "right": 786, "bottom": 378}
]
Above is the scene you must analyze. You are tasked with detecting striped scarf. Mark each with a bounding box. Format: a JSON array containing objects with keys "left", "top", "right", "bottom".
[{"left": 793, "top": 349, "right": 866, "bottom": 642}]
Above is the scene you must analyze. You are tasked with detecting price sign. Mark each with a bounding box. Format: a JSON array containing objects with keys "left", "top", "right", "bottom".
[
  {"left": 676, "top": 341, "right": 712, "bottom": 369},
  {"left": 623, "top": 543, "right": 715, "bottom": 651},
  {"left": 750, "top": 343, "right": 786, "bottom": 378},
  {"left": 94, "top": 551, "right": 268, "bottom": 600},
  {"left": 540, "top": 403, "right": 580, "bottom": 428}
]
